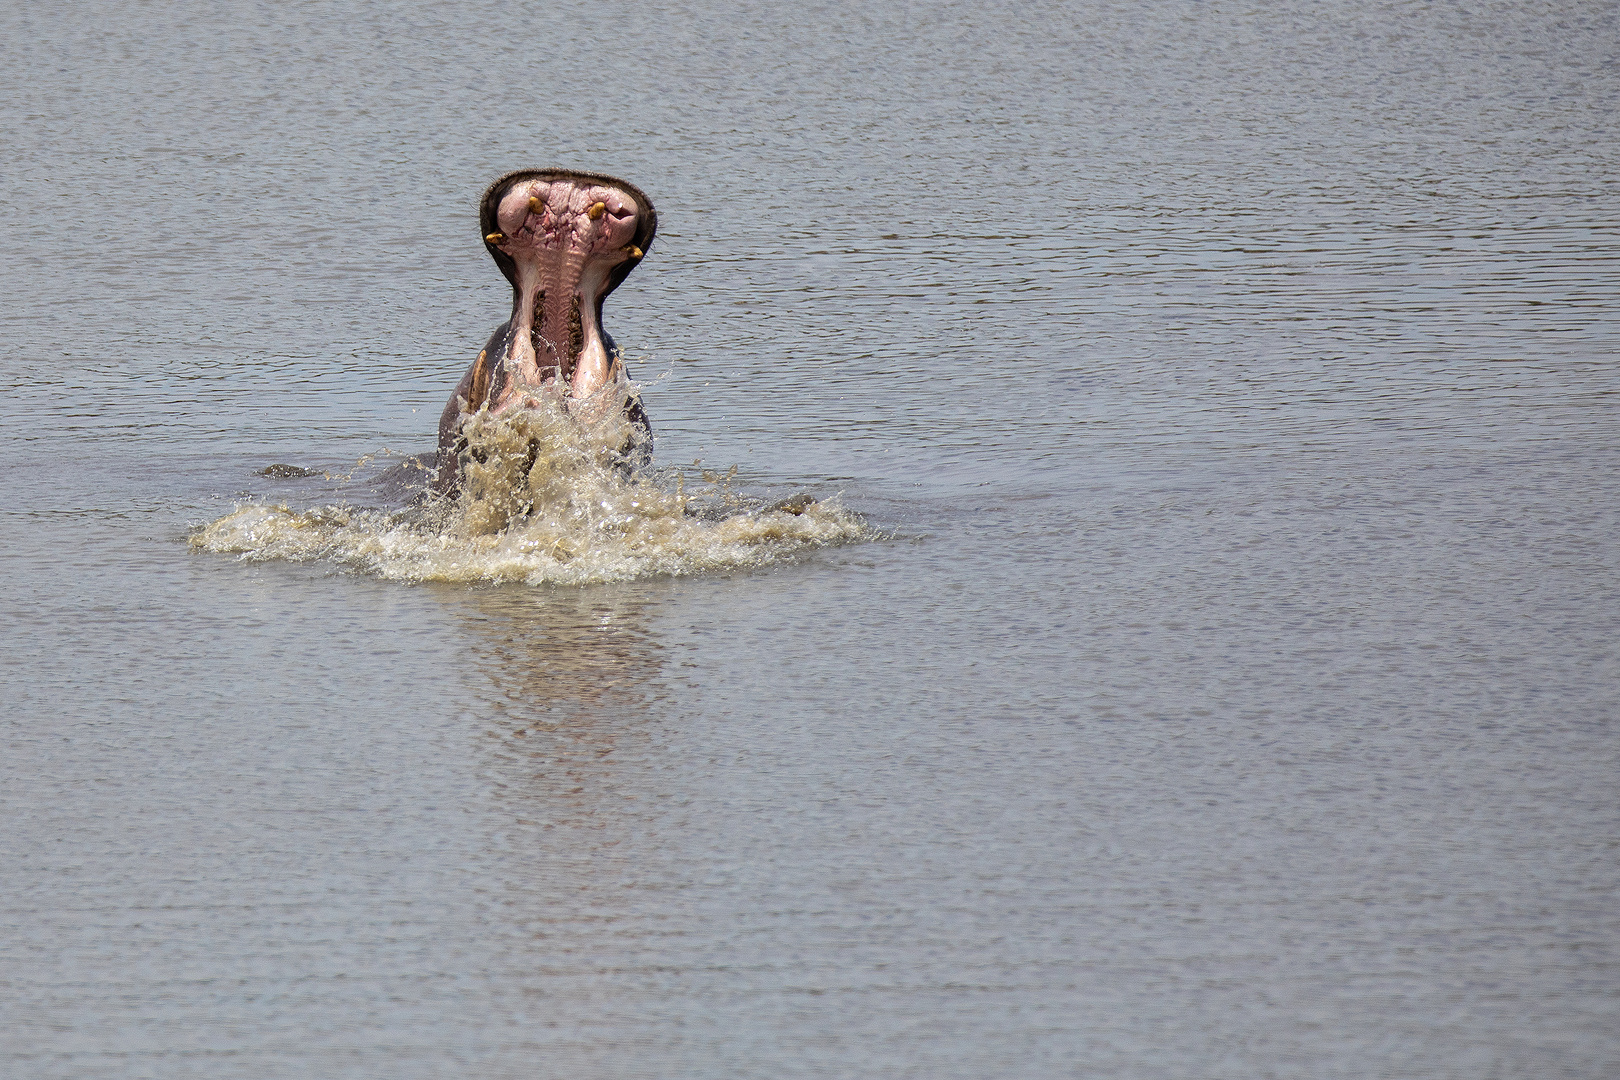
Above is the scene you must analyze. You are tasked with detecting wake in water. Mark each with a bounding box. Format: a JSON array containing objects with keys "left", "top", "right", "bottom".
[{"left": 191, "top": 391, "right": 869, "bottom": 586}]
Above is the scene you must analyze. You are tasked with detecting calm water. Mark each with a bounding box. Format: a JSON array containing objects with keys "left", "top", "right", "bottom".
[{"left": 3, "top": 1, "right": 1618, "bottom": 1076}]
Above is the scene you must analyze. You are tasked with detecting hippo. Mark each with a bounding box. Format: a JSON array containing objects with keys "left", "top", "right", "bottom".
[{"left": 432, "top": 169, "right": 658, "bottom": 494}]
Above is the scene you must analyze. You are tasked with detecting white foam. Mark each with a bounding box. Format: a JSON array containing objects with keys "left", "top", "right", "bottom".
[{"left": 191, "top": 400, "right": 869, "bottom": 586}]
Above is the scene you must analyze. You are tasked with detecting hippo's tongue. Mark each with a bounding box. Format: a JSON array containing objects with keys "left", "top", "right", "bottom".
[{"left": 483, "top": 175, "right": 646, "bottom": 409}]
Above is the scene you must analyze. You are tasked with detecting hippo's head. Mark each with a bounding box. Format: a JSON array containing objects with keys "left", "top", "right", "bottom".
[
  {"left": 432, "top": 170, "right": 659, "bottom": 497},
  {"left": 478, "top": 169, "right": 657, "bottom": 409}
]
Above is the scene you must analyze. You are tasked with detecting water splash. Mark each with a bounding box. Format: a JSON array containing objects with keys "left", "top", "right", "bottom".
[{"left": 191, "top": 396, "right": 869, "bottom": 586}]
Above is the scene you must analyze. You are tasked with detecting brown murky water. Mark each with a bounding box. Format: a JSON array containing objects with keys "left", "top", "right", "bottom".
[{"left": 3, "top": 1, "right": 1617, "bottom": 1077}]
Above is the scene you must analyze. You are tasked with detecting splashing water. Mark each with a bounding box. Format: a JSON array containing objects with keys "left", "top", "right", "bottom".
[{"left": 190, "top": 394, "right": 870, "bottom": 586}]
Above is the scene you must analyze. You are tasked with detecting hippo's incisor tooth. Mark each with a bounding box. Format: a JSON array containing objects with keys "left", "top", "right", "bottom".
[
  {"left": 587, "top": 201, "right": 606, "bottom": 220},
  {"left": 528, "top": 196, "right": 543, "bottom": 213},
  {"left": 625, "top": 245, "right": 643, "bottom": 259},
  {"left": 485, "top": 231, "right": 505, "bottom": 243}
]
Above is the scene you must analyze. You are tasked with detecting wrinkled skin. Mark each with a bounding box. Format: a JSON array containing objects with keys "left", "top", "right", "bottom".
[{"left": 433, "top": 169, "right": 658, "bottom": 494}]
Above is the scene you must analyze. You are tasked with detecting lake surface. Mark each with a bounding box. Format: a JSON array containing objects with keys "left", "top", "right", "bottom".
[{"left": 3, "top": 1, "right": 1618, "bottom": 1076}]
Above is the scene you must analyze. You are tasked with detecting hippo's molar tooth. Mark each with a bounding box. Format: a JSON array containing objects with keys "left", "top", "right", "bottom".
[
  {"left": 625, "top": 245, "right": 643, "bottom": 259},
  {"left": 587, "top": 201, "right": 606, "bottom": 220},
  {"left": 528, "top": 196, "right": 544, "bottom": 214},
  {"left": 485, "top": 231, "right": 505, "bottom": 243}
]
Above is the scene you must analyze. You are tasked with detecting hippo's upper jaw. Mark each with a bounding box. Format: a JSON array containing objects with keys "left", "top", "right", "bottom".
[{"left": 434, "top": 170, "right": 658, "bottom": 494}]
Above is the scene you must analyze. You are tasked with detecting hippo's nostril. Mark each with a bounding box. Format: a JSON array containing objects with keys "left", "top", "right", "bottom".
[{"left": 609, "top": 205, "right": 634, "bottom": 221}]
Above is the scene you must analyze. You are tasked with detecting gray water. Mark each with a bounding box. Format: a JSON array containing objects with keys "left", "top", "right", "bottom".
[{"left": 3, "top": 1, "right": 1618, "bottom": 1076}]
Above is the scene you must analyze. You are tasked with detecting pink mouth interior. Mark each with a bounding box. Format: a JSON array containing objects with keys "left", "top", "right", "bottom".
[{"left": 487, "top": 177, "right": 643, "bottom": 409}]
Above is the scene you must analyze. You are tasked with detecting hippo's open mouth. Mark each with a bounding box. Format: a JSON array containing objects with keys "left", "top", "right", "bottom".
[
  {"left": 482, "top": 170, "right": 655, "bottom": 406},
  {"left": 434, "top": 170, "right": 658, "bottom": 494}
]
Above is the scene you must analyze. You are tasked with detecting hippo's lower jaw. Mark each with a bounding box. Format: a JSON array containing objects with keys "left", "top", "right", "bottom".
[{"left": 433, "top": 170, "right": 658, "bottom": 495}]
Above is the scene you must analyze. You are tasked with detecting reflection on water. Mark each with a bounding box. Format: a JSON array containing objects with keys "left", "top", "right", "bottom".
[
  {"left": 452, "top": 583, "right": 668, "bottom": 813},
  {"left": 446, "top": 583, "right": 705, "bottom": 1072},
  {"left": 454, "top": 581, "right": 666, "bottom": 726}
]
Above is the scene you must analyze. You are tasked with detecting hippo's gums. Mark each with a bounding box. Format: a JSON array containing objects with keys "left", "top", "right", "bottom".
[{"left": 433, "top": 169, "right": 658, "bottom": 494}]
